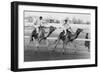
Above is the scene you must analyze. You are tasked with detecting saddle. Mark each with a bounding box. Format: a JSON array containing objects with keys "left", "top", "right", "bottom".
[{"left": 66, "top": 29, "right": 73, "bottom": 40}]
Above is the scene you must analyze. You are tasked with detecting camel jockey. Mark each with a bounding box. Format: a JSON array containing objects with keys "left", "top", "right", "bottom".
[
  {"left": 31, "top": 16, "right": 43, "bottom": 48},
  {"left": 61, "top": 19, "right": 74, "bottom": 35},
  {"left": 33, "top": 16, "right": 43, "bottom": 37}
]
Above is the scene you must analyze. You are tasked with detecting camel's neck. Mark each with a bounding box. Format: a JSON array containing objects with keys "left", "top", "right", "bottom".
[
  {"left": 45, "top": 30, "right": 54, "bottom": 38},
  {"left": 72, "top": 31, "right": 81, "bottom": 39}
]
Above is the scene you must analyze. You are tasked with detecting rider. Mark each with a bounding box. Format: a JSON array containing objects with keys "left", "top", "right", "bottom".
[
  {"left": 31, "top": 16, "right": 43, "bottom": 48},
  {"left": 62, "top": 19, "right": 74, "bottom": 35},
  {"left": 33, "top": 16, "right": 43, "bottom": 37}
]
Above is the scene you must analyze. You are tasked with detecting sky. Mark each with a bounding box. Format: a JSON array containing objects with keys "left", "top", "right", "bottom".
[{"left": 24, "top": 10, "right": 91, "bottom": 22}]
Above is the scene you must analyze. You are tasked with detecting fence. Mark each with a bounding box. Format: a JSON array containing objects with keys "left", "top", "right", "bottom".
[{"left": 24, "top": 36, "right": 90, "bottom": 41}]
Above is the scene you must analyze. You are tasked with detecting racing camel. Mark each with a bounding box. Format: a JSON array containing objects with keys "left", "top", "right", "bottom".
[
  {"left": 53, "top": 28, "right": 83, "bottom": 54},
  {"left": 29, "top": 26, "right": 56, "bottom": 49}
]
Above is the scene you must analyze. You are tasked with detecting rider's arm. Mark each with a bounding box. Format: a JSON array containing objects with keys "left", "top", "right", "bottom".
[{"left": 68, "top": 26, "right": 74, "bottom": 34}]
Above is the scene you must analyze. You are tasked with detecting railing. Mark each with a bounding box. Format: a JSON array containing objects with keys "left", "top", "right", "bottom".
[{"left": 24, "top": 36, "right": 90, "bottom": 41}]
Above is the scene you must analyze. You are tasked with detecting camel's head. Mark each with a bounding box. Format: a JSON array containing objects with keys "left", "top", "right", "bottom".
[
  {"left": 50, "top": 26, "right": 56, "bottom": 32},
  {"left": 77, "top": 28, "right": 83, "bottom": 33}
]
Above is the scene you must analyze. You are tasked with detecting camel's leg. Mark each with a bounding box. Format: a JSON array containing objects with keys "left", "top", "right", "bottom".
[
  {"left": 46, "top": 39, "right": 52, "bottom": 54},
  {"left": 34, "top": 38, "right": 36, "bottom": 46},
  {"left": 72, "top": 41, "right": 78, "bottom": 53},
  {"left": 28, "top": 40, "right": 31, "bottom": 48},
  {"left": 35, "top": 39, "right": 39, "bottom": 51},
  {"left": 67, "top": 42, "right": 71, "bottom": 47},
  {"left": 53, "top": 38, "right": 60, "bottom": 52},
  {"left": 63, "top": 41, "right": 64, "bottom": 49},
  {"left": 33, "top": 39, "right": 37, "bottom": 52},
  {"left": 67, "top": 42, "right": 74, "bottom": 53},
  {"left": 46, "top": 39, "right": 49, "bottom": 47},
  {"left": 28, "top": 36, "right": 32, "bottom": 46},
  {"left": 62, "top": 41, "right": 64, "bottom": 54},
  {"left": 27, "top": 37, "right": 34, "bottom": 49},
  {"left": 88, "top": 46, "right": 90, "bottom": 52},
  {"left": 39, "top": 38, "right": 42, "bottom": 43},
  {"left": 62, "top": 41, "right": 66, "bottom": 54},
  {"left": 54, "top": 39, "right": 60, "bottom": 49},
  {"left": 34, "top": 39, "right": 36, "bottom": 50},
  {"left": 45, "top": 39, "right": 49, "bottom": 51},
  {"left": 88, "top": 43, "right": 90, "bottom": 52}
]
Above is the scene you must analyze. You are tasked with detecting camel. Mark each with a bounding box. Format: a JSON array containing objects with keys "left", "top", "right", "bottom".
[
  {"left": 39, "top": 26, "right": 56, "bottom": 43},
  {"left": 53, "top": 28, "right": 83, "bottom": 54},
  {"left": 29, "top": 25, "right": 56, "bottom": 49}
]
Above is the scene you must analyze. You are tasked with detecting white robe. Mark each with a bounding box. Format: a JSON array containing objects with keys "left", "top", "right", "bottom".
[
  {"left": 33, "top": 19, "right": 43, "bottom": 33},
  {"left": 61, "top": 23, "right": 71, "bottom": 35}
]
